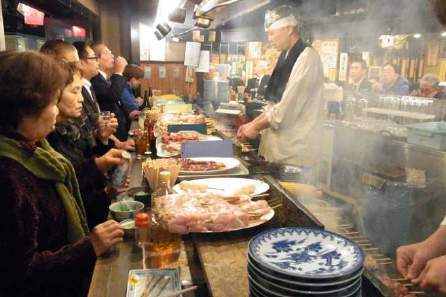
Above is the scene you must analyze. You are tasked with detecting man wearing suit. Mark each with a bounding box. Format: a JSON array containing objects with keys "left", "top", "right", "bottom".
[
  {"left": 91, "top": 42, "right": 130, "bottom": 141},
  {"left": 348, "top": 59, "right": 372, "bottom": 94}
]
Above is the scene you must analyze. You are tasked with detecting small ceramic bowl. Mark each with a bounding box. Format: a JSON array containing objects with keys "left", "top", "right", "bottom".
[{"left": 109, "top": 200, "right": 144, "bottom": 222}]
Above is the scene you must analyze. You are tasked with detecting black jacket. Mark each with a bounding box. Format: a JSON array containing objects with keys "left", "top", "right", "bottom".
[
  {"left": 90, "top": 73, "right": 127, "bottom": 112},
  {"left": 91, "top": 73, "right": 129, "bottom": 141},
  {"left": 47, "top": 121, "right": 111, "bottom": 229}
]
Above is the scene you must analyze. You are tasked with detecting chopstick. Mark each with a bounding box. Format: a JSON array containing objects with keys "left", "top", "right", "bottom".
[{"left": 159, "top": 285, "right": 198, "bottom": 297}]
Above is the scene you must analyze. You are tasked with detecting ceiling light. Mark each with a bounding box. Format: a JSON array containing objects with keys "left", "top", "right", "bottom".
[
  {"left": 413, "top": 33, "right": 422, "bottom": 39},
  {"left": 154, "top": 22, "right": 172, "bottom": 40}
]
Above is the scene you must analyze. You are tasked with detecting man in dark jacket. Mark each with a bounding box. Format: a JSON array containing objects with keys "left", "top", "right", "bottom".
[{"left": 91, "top": 42, "right": 130, "bottom": 141}]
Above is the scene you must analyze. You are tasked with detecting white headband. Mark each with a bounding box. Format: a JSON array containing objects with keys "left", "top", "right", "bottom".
[{"left": 266, "top": 15, "right": 298, "bottom": 31}]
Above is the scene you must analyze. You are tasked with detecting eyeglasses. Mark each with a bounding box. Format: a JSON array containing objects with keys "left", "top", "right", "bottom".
[{"left": 86, "top": 56, "right": 99, "bottom": 61}]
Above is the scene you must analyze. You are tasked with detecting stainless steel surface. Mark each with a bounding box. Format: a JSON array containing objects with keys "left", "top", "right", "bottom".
[{"left": 302, "top": 120, "right": 446, "bottom": 297}]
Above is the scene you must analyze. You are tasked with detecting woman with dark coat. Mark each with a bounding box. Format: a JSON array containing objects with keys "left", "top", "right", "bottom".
[{"left": 0, "top": 51, "right": 124, "bottom": 297}]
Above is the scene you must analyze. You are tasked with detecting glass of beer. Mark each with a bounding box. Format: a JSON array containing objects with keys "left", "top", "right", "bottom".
[
  {"left": 143, "top": 224, "right": 181, "bottom": 269},
  {"left": 144, "top": 171, "right": 182, "bottom": 268},
  {"left": 133, "top": 129, "right": 148, "bottom": 159}
]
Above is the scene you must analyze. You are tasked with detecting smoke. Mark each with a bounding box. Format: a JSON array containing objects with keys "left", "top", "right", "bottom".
[{"left": 214, "top": 0, "right": 446, "bottom": 255}]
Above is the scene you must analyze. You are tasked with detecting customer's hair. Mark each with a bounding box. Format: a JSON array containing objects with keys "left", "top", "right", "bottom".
[
  {"left": 123, "top": 64, "right": 144, "bottom": 81},
  {"left": 40, "top": 39, "right": 77, "bottom": 60},
  {"left": 421, "top": 73, "right": 439, "bottom": 87},
  {"left": 61, "top": 61, "right": 83, "bottom": 86},
  {"left": 350, "top": 59, "right": 368, "bottom": 70},
  {"left": 73, "top": 41, "right": 93, "bottom": 60},
  {"left": 90, "top": 41, "right": 106, "bottom": 58},
  {"left": 0, "top": 51, "right": 68, "bottom": 130},
  {"left": 383, "top": 63, "right": 401, "bottom": 75}
]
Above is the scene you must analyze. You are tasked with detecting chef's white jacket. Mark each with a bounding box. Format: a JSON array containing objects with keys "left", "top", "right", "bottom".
[{"left": 259, "top": 46, "right": 325, "bottom": 167}]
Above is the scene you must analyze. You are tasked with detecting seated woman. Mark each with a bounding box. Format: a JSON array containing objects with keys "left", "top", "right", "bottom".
[
  {"left": 122, "top": 64, "right": 145, "bottom": 121},
  {"left": 0, "top": 51, "right": 124, "bottom": 297},
  {"left": 47, "top": 62, "right": 125, "bottom": 229}
]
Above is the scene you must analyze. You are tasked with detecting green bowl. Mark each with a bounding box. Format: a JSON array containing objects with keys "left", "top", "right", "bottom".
[
  {"left": 120, "top": 219, "right": 136, "bottom": 238},
  {"left": 109, "top": 201, "right": 144, "bottom": 222}
]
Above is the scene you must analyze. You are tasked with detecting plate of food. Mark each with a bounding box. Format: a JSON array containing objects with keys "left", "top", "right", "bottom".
[
  {"left": 179, "top": 157, "right": 240, "bottom": 174},
  {"left": 174, "top": 178, "right": 270, "bottom": 196},
  {"left": 157, "top": 131, "right": 221, "bottom": 158},
  {"left": 158, "top": 193, "right": 274, "bottom": 234}
]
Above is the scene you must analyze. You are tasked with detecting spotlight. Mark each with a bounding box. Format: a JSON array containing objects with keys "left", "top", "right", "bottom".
[
  {"left": 154, "top": 22, "right": 172, "bottom": 40},
  {"left": 154, "top": 31, "right": 164, "bottom": 40},
  {"left": 169, "top": 7, "right": 186, "bottom": 23},
  {"left": 195, "top": 17, "right": 212, "bottom": 28}
]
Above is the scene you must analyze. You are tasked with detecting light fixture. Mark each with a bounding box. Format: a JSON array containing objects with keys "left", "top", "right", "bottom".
[
  {"left": 154, "top": 31, "right": 164, "bottom": 40},
  {"left": 413, "top": 33, "right": 422, "bottom": 39},
  {"left": 171, "top": 37, "right": 181, "bottom": 42},
  {"left": 195, "top": 17, "right": 212, "bottom": 28},
  {"left": 169, "top": 7, "right": 187, "bottom": 23},
  {"left": 442, "top": 32, "right": 446, "bottom": 37},
  {"left": 154, "top": 22, "right": 172, "bottom": 40}
]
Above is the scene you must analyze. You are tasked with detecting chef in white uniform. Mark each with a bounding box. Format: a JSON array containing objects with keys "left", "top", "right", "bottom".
[{"left": 237, "top": 6, "right": 324, "bottom": 169}]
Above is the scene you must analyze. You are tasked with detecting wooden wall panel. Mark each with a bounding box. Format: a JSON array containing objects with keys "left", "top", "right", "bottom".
[{"left": 139, "top": 62, "right": 197, "bottom": 98}]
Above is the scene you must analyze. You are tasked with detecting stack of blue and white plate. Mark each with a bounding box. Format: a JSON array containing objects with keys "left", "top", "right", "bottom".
[{"left": 248, "top": 228, "right": 364, "bottom": 297}]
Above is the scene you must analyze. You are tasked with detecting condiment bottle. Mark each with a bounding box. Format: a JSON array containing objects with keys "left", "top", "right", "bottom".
[
  {"left": 135, "top": 212, "right": 150, "bottom": 247},
  {"left": 151, "top": 171, "right": 174, "bottom": 205}
]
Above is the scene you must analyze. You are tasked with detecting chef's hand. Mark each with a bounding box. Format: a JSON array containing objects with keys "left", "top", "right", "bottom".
[
  {"left": 237, "top": 123, "right": 259, "bottom": 141},
  {"left": 397, "top": 227, "right": 446, "bottom": 279},
  {"left": 412, "top": 255, "right": 446, "bottom": 293},
  {"left": 95, "top": 148, "right": 125, "bottom": 174},
  {"left": 90, "top": 220, "right": 124, "bottom": 256},
  {"left": 115, "top": 138, "right": 135, "bottom": 151}
]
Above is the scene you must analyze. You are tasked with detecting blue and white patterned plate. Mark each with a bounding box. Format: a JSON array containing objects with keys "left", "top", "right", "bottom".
[
  {"left": 249, "top": 275, "right": 362, "bottom": 297},
  {"left": 248, "top": 228, "right": 364, "bottom": 279}
]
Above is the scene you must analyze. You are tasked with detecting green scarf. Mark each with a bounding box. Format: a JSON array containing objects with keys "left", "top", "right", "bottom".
[{"left": 0, "top": 135, "right": 89, "bottom": 243}]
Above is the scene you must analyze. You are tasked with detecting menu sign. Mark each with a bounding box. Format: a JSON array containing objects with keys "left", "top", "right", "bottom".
[{"left": 313, "top": 39, "right": 339, "bottom": 80}]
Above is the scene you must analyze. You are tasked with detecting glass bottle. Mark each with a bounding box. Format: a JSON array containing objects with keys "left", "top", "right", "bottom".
[
  {"left": 146, "top": 171, "right": 181, "bottom": 268},
  {"left": 135, "top": 212, "right": 150, "bottom": 247}
]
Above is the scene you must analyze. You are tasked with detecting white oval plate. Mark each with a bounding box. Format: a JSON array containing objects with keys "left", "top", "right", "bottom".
[
  {"left": 173, "top": 178, "right": 270, "bottom": 196},
  {"left": 195, "top": 208, "right": 275, "bottom": 234},
  {"left": 248, "top": 228, "right": 364, "bottom": 279},
  {"left": 180, "top": 157, "right": 241, "bottom": 174}
]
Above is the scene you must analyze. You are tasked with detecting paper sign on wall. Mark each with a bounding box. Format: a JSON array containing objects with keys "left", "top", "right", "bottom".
[
  {"left": 144, "top": 66, "right": 152, "bottom": 79},
  {"left": 173, "top": 66, "right": 181, "bottom": 79},
  {"left": 196, "top": 50, "right": 210, "bottom": 73},
  {"left": 184, "top": 42, "right": 201, "bottom": 67},
  {"left": 159, "top": 66, "right": 166, "bottom": 79},
  {"left": 339, "top": 53, "right": 348, "bottom": 82}
]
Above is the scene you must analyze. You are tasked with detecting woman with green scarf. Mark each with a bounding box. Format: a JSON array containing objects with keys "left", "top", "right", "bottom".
[{"left": 0, "top": 51, "right": 124, "bottom": 297}]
